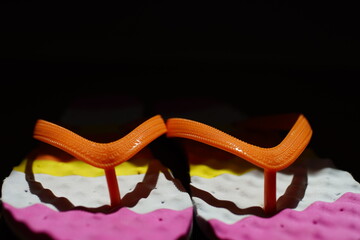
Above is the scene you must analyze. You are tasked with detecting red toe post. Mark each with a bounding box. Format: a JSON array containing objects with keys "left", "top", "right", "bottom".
[
  {"left": 33, "top": 115, "right": 167, "bottom": 207},
  {"left": 105, "top": 168, "right": 121, "bottom": 206},
  {"left": 166, "top": 114, "right": 312, "bottom": 215}
]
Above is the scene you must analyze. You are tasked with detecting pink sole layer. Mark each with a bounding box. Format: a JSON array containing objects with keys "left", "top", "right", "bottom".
[
  {"left": 3, "top": 203, "right": 193, "bottom": 240},
  {"left": 208, "top": 192, "right": 360, "bottom": 240}
]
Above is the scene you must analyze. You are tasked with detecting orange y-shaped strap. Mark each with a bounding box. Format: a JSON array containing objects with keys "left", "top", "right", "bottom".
[
  {"left": 166, "top": 114, "right": 312, "bottom": 214},
  {"left": 33, "top": 115, "right": 167, "bottom": 207}
]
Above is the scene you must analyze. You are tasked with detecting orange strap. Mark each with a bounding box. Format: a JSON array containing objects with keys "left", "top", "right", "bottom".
[
  {"left": 33, "top": 115, "right": 167, "bottom": 207},
  {"left": 166, "top": 114, "right": 312, "bottom": 172},
  {"left": 34, "top": 115, "right": 167, "bottom": 170}
]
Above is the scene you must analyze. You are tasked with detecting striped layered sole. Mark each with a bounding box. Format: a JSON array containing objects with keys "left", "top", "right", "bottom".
[
  {"left": 188, "top": 142, "right": 360, "bottom": 239},
  {"left": 2, "top": 146, "right": 193, "bottom": 240}
]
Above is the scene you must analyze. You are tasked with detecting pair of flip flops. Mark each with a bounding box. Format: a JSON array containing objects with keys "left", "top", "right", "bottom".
[{"left": 2, "top": 97, "right": 360, "bottom": 240}]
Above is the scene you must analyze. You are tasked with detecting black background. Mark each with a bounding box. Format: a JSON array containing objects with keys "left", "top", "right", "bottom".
[{"left": 1, "top": 0, "right": 359, "bottom": 239}]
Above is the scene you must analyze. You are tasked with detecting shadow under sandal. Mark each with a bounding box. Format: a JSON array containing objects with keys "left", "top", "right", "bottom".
[{"left": 2, "top": 115, "right": 193, "bottom": 240}]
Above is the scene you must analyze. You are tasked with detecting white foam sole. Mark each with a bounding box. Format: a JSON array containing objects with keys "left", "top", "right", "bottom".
[
  {"left": 2, "top": 171, "right": 191, "bottom": 213},
  {"left": 191, "top": 156, "right": 360, "bottom": 224}
]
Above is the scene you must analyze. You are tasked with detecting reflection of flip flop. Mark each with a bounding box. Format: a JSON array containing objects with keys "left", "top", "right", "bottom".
[
  {"left": 162, "top": 102, "right": 360, "bottom": 240},
  {"left": 2, "top": 97, "right": 193, "bottom": 240}
]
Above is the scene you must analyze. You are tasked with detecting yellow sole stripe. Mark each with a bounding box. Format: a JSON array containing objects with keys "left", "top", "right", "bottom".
[
  {"left": 14, "top": 157, "right": 149, "bottom": 177},
  {"left": 190, "top": 158, "right": 256, "bottom": 178},
  {"left": 14, "top": 152, "right": 256, "bottom": 178}
]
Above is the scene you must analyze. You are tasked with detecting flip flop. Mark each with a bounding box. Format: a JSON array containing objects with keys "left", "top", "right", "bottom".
[
  {"left": 159, "top": 98, "right": 360, "bottom": 240},
  {"left": 1, "top": 96, "right": 193, "bottom": 240},
  {"left": 167, "top": 113, "right": 312, "bottom": 214}
]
